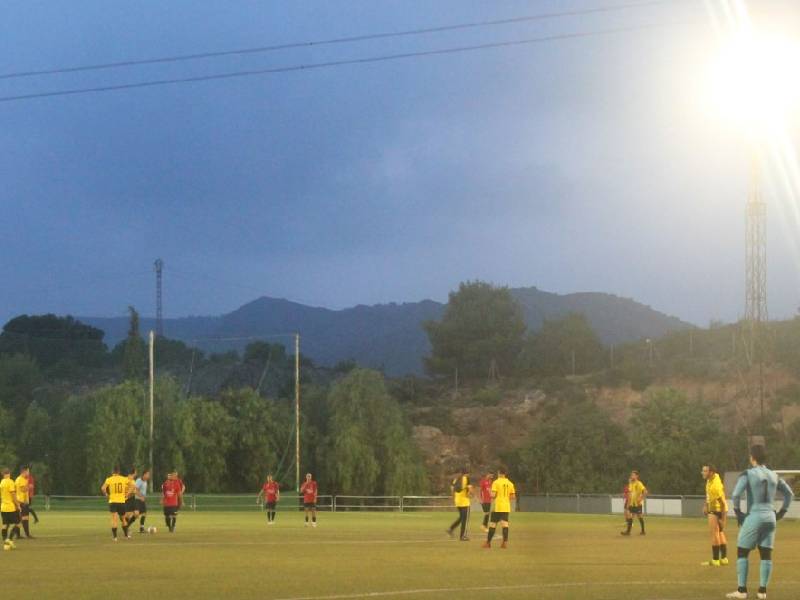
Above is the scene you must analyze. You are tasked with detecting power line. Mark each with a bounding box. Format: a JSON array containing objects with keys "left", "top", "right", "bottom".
[
  {"left": 0, "top": 0, "right": 688, "bottom": 81},
  {"left": 0, "top": 20, "right": 698, "bottom": 104}
]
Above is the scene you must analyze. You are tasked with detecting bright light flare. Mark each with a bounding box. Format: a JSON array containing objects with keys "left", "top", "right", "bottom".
[{"left": 705, "top": 32, "right": 800, "bottom": 136}]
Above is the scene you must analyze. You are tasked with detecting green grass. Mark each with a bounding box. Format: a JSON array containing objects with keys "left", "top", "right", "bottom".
[{"left": 3, "top": 511, "right": 799, "bottom": 599}]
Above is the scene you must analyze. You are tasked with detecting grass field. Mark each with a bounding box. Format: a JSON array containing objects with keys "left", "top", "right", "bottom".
[{"left": 2, "top": 511, "right": 798, "bottom": 599}]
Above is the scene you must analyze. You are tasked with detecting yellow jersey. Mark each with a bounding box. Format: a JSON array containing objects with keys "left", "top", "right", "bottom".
[
  {"left": 491, "top": 477, "right": 516, "bottom": 513},
  {"left": 706, "top": 473, "right": 727, "bottom": 513},
  {"left": 452, "top": 475, "right": 471, "bottom": 508},
  {"left": 14, "top": 475, "right": 29, "bottom": 503},
  {"left": 627, "top": 480, "right": 647, "bottom": 507},
  {"left": 0, "top": 478, "right": 17, "bottom": 512},
  {"left": 103, "top": 474, "right": 129, "bottom": 504}
]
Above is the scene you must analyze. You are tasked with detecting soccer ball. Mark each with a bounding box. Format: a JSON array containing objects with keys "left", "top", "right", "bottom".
[
  {"left": 148, "top": 526, "right": 157, "bottom": 534},
  {"left": 3, "top": 541, "right": 11, "bottom": 551}
]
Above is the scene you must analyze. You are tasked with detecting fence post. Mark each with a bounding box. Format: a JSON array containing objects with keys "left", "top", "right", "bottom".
[
  {"left": 45, "top": 495, "right": 50, "bottom": 511},
  {"left": 546, "top": 493, "right": 550, "bottom": 513},
  {"left": 576, "top": 493, "right": 581, "bottom": 514},
  {"left": 399, "top": 496, "right": 404, "bottom": 513},
  {"left": 333, "top": 496, "right": 337, "bottom": 513},
  {"left": 192, "top": 494, "right": 197, "bottom": 511}
]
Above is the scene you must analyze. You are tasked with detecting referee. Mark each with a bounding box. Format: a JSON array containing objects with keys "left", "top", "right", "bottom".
[
  {"left": 135, "top": 470, "right": 150, "bottom": 533},
  {"left": 446, "top": 467, "right": 472, "bottom": 541}
]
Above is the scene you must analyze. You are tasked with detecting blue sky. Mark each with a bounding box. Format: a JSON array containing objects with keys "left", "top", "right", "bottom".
[{"left": 2, "top": 0, "right": 799, "bottom": 326}]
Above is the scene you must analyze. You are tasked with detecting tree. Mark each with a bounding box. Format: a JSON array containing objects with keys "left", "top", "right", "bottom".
[
  {"left": 519, "top": 313, "right": 605, "bottom": 376},
  {"left": 424, "top": 281, "right": 526, "bottom": 380},
  {"left": 0, "top": 354, "right": 41, "bottom": 421},
  {"left": 19, "top": 401, "right": 51, "bottom": 465},
  {"left": 120, "top": 306, "right": 147, "bottom": 381},
  {"left": 174, "top": 397, "right": 233, "bottom": 492}
]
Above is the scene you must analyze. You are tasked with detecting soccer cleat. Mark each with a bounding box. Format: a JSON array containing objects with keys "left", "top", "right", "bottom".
[
  {"left": 701, "top": 560, "right": 721, "bottom": 567},
  {"left": 720, "top": 558, "right": 730, "bottom": 566},
  {"left": 620, "top": 531, "right": 631, "bottom": 536},
  {"left": 757, "top": 593, "right": 766, "bottom": 600},
  {"left": 305, "top": 522, "right": 309, "bottom": 528},
  {"left": 267, "top": 521, "right": 274, "bottom": 526},
  {"left": 312, "top": 522, "right": 317, "bottom": 528},
  {"left": 112, "top": 537, "right": 118, "bottom": 542},
  {"left": 481, "top": 526, "right": 489, "bottom": 533},
  {"left": 482, "top": 541, "right": 491, "bottom": 549},
  {"left": 446, "top": 529, "right": 454, "bottom": 538},
  {"left": 459, "top": 536, "right": 470, "bottom": 542},
  {"left": 639, "top": 531, "right": 646, "bottom": 536},
  {"left": 725, "top": 592, "right": 748, "bottom": 599}
]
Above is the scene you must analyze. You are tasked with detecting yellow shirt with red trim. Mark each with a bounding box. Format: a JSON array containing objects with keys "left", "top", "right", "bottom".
[
  {"left": 627, "top": 480, "right": 647, "bottom": 507},
  {"left": 491, "top": 477, "right": 516, "bottom": 513}
]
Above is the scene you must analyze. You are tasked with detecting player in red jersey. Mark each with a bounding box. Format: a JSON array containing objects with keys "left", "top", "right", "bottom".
[
  {"left": 300, "top": 473, "right": 318, "bottom": 528},
  {"left": 257, "top": 474, "right": 280, "bottom": 525},
  {"left": 161, "top": 472, "right": 182, "bottom": 533},
  {"left": 479, "top": 472, "right": 494, "bottom": 532},
  {"left": 26, "top": 466, "right": 39, "bottom": 524}
]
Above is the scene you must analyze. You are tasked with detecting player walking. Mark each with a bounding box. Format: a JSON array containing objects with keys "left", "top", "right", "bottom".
[
  {"left": 161, "top": 472, "right": 182, "bottom": 533},
  {"left": 482, "top": 467, "right": 516, "bottom": 549},
  {"left": 726, "top": 446, "right": 794, "bottom": 600},
  {"left": 257, "top": 474, "right": 280, "bottom": 525},
  {"left": 479, "top": 472, "right": 493, "bottom": 532},
  {"left": 621, "top": 470, "right": 647, "bottom": 536},
  {"left": 446, "top": 467, "right": 472, "bottom": 541},
  {"left": 26, "top": 467, "right": 39, "bottom": 524},
  {"left": 135, "top": 470, "right": 150, "bottom": 533},
  {"left": 123, "top": 467, "right": 138, "bottom": 531},
  {"left": 1, "top": 468, "right": 20, "bottom": 549},
  {"left": 301, "top": 473, "right": 318, "bottom": 527},
  {"left": 14, "top": 467, "right": 33, "bottom": 538},
  {"left": 101, "top": 465, "right": 131, "bottom": 541},
  {"left": 701, "top": 464, "right": 729, "bottom": 567}
]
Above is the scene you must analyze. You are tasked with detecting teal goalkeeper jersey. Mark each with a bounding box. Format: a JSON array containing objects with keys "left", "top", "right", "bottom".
[{"left": 731, "top": 465, "right": 793, "bottom": 515}]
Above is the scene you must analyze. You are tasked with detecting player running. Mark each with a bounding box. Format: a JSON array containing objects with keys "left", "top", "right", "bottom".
[
  {"left": 135, "top": 470, "right": 150, "bottom": 533},
  {"left": 446, "top": 466, "right": 472, "bottom": 541},
  {"left": 101, "top": 465, "right": 132, "bottom": 541},
  {"left": 300, "top": 473, "right": 318, "bottom": 527},
  {"left": 123, "top": 467, "right": 138, "bottom": 531},
  {"left": 27, "top": 466, "right": 39, "bottom": 524},
  {"left": 1, "top": 468, "right": 20, "bottom": 549},
  {"left": 479, "top": 472, "right": 493, "bottom": 532},
  {"left": 702, "top": 464, "right": 729, "bottom": 567},
  {"left": 621, "top": 470, "right": 647, "bottom": 536},
  {"left": 257, "top": 474, "right": 280, "bottom": 525},
  {"left": 482, "top": 467, "right": 516, "bottom": 549},
  {"left": 161, "top": 471, "right": 182, "bottom": 533},
  {"left": 14, "top": 466, "right": 33, "bottom": 538},
  {"left": 726, "top": 445, "right": 794, "bottom": 600}
]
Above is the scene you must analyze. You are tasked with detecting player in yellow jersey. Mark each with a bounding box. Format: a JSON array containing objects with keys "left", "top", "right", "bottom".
[
  {"left": 101, "top": 465, "right": 132, "bottom": 541},
  {"left": 621, "top": 470, "right": 647, "bottom": 536},
  {"left": 14, "top": 466, "right": 33, "bottom": 539},
  {"left": 123, "top": 467, "right": 139, "bottom": 531},
  {"left": 701, "top": 464, "right": 729, "bottom": 567},
  {"left": 1, "top": 468, "right": 20, "bottom": 549},
  {"left": 446, "top": 467, "right": 472, "bottom": 541},
  {"left": 482, "top": 467, "right": 516, "bottom": 549}
]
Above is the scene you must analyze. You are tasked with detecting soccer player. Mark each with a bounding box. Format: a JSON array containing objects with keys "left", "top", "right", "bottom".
[
  {"left": 482, "top": 467, "right": 516, "bottom": 549},
  {"left": 257, "top": 474, "right": 280, "bottom": 525},
  {"left": 726, "top": 445, "right": 794, "bottom": 600},
  {"left": 300, "top": 473, "right": 318, "bottom": 527},
  {"left": 14, "top": 466, "right": 33, "bottom": 538},
  {"left": 479, "top": 472, "right": 493, "bottom": 532},
  {"left": 161, "top": 471, "right": 182, "bottom": 533},
  {"left": 621, "top": 470, "right": 647, "bottom": 536},
  {"left": 446, "top": 466, "right": 472, "bottom": 541},
  {"left": 123, "top": 467, "right": 138, "bottom": 531},
  {"left": 1, "top": 468, "right": 20, "bottom": 549},
  {"left": 134, "top": 470, "right": 150, "bottom": 533},
  {"left": 26, "top": 466, "right": 39, "bottom": 524},
  {"left": 101, "top": 465, "right": 131, "bottom": 541},
  {"left": 701, "top": 464, "right": 729, "bottom": 567}
]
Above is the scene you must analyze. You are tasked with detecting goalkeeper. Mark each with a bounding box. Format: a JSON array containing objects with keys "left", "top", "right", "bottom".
[{"left": 726, "top": 445, "right": 794, "bottom": 600}]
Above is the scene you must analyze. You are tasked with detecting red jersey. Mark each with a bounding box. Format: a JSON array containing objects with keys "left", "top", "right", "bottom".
[
  {"left": 301, "top": 480, "right": 318, "bottom": 503},
  {"left": 479, "top": 478, "right": 493, "bottom": 504},
  {"left": 263, "top": 481, "right": 279, "bottom": 502},
  {"left": 162, "top": 480, "right": 182, "bottom": 507},
  {"left": 28, "top": 474, "right": 36, "bottom": 498},
  {"left": 623, "top": 484, "right": 630, "bottom": 506}
]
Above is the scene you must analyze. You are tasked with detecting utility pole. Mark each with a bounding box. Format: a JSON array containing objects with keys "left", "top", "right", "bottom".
[
  {"left": 154, "top": 259, "right": 164, "bottom": 337},
  {"left": 149, "top": 331, "right": 155, "bottom": 490},
  {"left": 295, "top": 333, "right": 301, "bottom": 494}
]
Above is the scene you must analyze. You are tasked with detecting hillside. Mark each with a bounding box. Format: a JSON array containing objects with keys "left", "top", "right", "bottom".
[{"left": 81, "top": 287, "right": 692, "bottom": 376}]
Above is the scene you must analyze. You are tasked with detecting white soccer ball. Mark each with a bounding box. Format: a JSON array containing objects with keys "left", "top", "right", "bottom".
[{"left": 148, "top": 526, "right": 157, "bottom": 534}]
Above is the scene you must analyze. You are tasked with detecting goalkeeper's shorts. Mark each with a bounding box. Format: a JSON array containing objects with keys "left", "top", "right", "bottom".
[{"left": 737, "top": 513, "right": 776, "bottom": 549}]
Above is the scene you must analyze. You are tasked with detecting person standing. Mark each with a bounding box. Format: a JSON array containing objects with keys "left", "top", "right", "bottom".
[
  {"left": 1, "top": 468, "right": 20, "bottom": 549},
  {"left": 257, "top": 474, "right": 280, "bottom": 525},
  {"left": 482, "top": 467, "right": 516, "bottom": 549},
  {"left": 161, "top": 472, "right": 182, "bottom": 533},
  {"left": 100, "top": 465, "right": 130, "bottom": 541},
  {"left": 14, "top": 467, "right": 33, "bottom": 538},
  {"left": 701, "top": 464, "right": 729, "bottom": 567},
  {"left": 300, "top": 473, "right": 318, "bottom": 527},
  {"left": 621, "top": 470, "right": 647, "bottom": 536},
  {"left": 26, "top": 467, "right": 39, "bottom": 524},
  {"left": 135, "top": 470, "right": 150, "bottom": 533},
  {"left": 446, "top": 467, "right": 472, "bottom": 542},
  {"left": 479, "top": 472, "right": 493, "bottom": 532}
]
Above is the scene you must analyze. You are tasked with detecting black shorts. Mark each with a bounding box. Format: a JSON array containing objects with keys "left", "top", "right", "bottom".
[
  {"left": 125, "top": 497, "right": 136, "bottom": 512},
  {"left": 135, "top": 499, "right": 147, "bottom": 513},
  {"left": 490, "top": 511, "right": 510, "bottom": 523},
  {"left": 1, "top": 511, "right": 19, "bottom": 525},
  {"left": 481, "top": 503, "right": 491, "bottom": 513},
  {"left": 109, "top": 502, "right": 126, "bottom": 516},
  {"left": 265, "top": 501, "right": 276, "bottom": 510},
  {"left": 163, "top": 506, "right": 178, "bottom": 516},
  {"left": 19, "top": 503, "right": 29, "bottom": 517},
  {"left": 712, "top": 511, "right": 725, "bottom": 531},
  {"left": 304, "top": 502, "right": 316, "bottom": 509}
]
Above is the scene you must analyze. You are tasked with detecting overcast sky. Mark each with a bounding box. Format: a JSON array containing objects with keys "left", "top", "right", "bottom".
[{"left": 2, "top": 0, "right": 800, "bottom": 326}]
